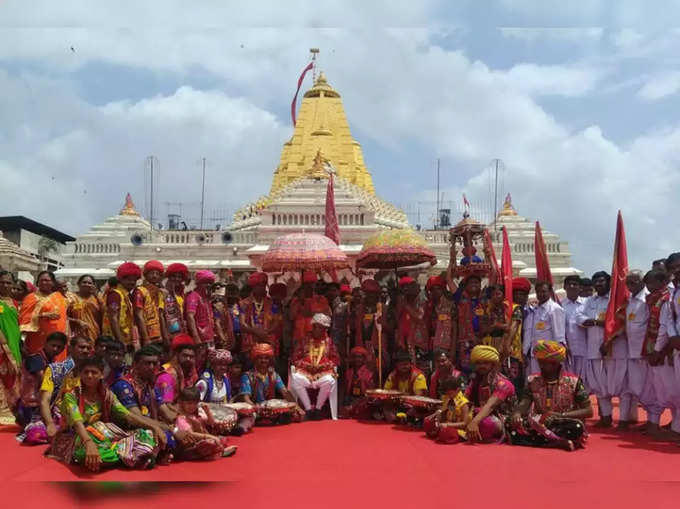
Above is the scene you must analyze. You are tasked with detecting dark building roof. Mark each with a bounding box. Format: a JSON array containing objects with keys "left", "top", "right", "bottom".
[{"left": 0, "top": 216, "right": 75, "bottom": 243}]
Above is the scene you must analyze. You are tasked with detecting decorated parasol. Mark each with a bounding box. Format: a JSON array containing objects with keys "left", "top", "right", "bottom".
[
  {"left": 261, "top": 233, "right": 349, "bottom": 273},
  {"left": 356, "top": 229, "right": 437, "bottom": 270}
]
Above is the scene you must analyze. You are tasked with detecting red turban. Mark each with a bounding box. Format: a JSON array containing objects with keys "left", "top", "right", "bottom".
[
  {"left": 426, "top": 276, "right": 445, "bottom": 289},
  {"left": 144, "top": 260, "right": 164, "bottom": 274},
  {"left": 171, "top": 333, "right": 195, "bottom": 351},
  {"left": 195, "top": 270, "right": 216, "bottom": 284},
  {"left": 350, "top": 346, "right": 369, "bottom": 357},
  {"left": 252, "top": 343, "right": 274, "bottom": 358},
  {"left": 399, "top": 276, "right": 415, "bottom": 287},
  {"left": 339, "top": 284, "right": 352, "bottom": 295},
  {"left": 117, "top": 262, "right": 141, "bottom": 280},
  {"left": 512, "top": 277, "right": 532, "bottom": 293},
  {"left": 269, "top": 283, "right": 287, "bottom": 299},
  {"left": 361, "top": 279, "right": 380, "bottom": 293},
  {"left": 302, "top": 271, "right": 318, "bottom": 283},
  {"left": 166, "top": 263, "right": 188, "bottom": 278},
  {"left": 248, "top": 271, "right": 268, "bottom": 287}
]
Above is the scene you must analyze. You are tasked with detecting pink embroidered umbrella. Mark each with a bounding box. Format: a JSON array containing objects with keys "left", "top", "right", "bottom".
[
  {"left": 261, "top": 233, "right": 349, "bottom": 273},
  {"left": 356, "top": 229, "right": 437, "bottom": 270}
]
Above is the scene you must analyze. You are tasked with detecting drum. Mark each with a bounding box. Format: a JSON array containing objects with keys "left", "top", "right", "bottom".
[
  {"left": 225, "top": 402, "right": 256, "bottom": 417},
  {"left": 365, "top": 389, "right": 403, "bottom": 402},
  {"left": 402, "top": 395, "right": 442, "bottom": 412},
  {"left": 257, "top": 399, "right": 297, "bottom": 420},
  {"left": 205, "top": 403, "right": 238, "bottom": 435}
]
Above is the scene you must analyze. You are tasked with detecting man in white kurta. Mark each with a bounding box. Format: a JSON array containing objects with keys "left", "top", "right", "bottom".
[
  {"left": 563, "top": 276, "right": 587, "bottom": 387},
  {"left": 621, "top": 271, "right": 649, "bottom": 428},
  {"left": 653, "top": 254, "right": 680, "bottom": 437},
  {"left": 523, "top": 281, "right": 566, "bottom": 375},
  {"left": 577, "top": 272, "right": 627, "bottom": 427}
]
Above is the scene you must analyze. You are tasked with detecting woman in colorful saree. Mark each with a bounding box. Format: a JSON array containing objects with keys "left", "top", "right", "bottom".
[
  {"left": 48, "top": 356, "right": 167, "bottom": 472},
  {"left": 19, "top": 271, "right": 68, "bottom": 357},
  {"left": 67, "top": 274, "right": 104, "bottom": 342},
  {"left": 0, "top": 271, "right": 22, "bottom": 421}
]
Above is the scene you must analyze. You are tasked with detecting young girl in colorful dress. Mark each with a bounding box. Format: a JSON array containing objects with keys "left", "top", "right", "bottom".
[
  {"left": 174, "top": 387, "right": 237, "bottom": 460},
  {"left": 424, "top": 376, "right": 470, "bottom": 444}
]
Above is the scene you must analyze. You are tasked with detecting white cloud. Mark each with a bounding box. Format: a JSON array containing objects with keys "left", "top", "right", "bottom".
[
  {"left": 499, "top": 27, "right": 603, "bottom": 44},
  {"left": 610, "top": 28, "right": 644, "bottom": 50},
  {"left": 502, "top": 63, "right": 604, "bottom": 97},
  {"left": 637, "top": 71, "right": 680, "bottom": 101},
  {"left": 1, "top": 3, "right": 679, "bottom": 276},
  {"left": 0, "top": 70, "right": 288, "bottom": 233}
]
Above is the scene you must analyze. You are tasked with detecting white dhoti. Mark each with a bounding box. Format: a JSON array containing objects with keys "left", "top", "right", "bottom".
[
  {"left": 290, "top": 372, "right": 336, "bottom": 411},
  {"left": 586, "top": 359, "right": 612, "bottom": 417},
  {"left": 624, "top": 359, "right": 649, "bottom": 422},
  {"left": 567, "top": 356, "right": 588, "bottom": 391},
  {"left": 605, "top": 358, "right": 629, "bottom": 420},
  {"left": 651, "top": 360, "right": 680, "bottom": 432}
]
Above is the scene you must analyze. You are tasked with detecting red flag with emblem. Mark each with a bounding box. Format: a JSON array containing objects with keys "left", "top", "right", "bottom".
[{"left": 604, "top": 211, "right": 629, "bottom": 345}]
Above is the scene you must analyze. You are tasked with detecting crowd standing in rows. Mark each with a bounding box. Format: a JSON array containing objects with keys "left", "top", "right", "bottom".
[{"left": 0, "top": 251, "right": 679, "bottom": 472}]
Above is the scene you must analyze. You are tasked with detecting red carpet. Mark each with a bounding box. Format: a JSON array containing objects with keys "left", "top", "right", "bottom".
[{"left": 2, "top": 407, "right": 679, "bottom": 508}]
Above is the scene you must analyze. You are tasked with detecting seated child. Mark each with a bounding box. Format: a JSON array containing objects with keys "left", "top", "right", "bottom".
[
  {"left": 174, "top": 387, "right": 237, "bottom": 460},
  {"left": 423, "top": 376, "right": 470, "bottom": 444}
]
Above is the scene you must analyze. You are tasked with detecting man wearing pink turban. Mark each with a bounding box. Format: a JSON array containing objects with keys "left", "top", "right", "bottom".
[{"left": 185, "top": 270, "right": 216, "bottom": 346}]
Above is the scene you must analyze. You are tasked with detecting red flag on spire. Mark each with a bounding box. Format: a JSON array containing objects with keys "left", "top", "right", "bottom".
[
  {"left": 324, "top": 172, "right": 340, "bottom": 245},
  {"left": 291, "top": 62, "right": 314, "bottom": 126},
  {"left": 604, "top": 211, "right": 630, "bottom": 345},
  {"left": 501, "top": 226, "right": 514, "bottom": 320}
]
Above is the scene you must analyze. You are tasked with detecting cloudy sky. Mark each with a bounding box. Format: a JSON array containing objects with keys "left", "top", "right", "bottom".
[{"left": 1, "top": 0, "right": 679, "bottom": 275}]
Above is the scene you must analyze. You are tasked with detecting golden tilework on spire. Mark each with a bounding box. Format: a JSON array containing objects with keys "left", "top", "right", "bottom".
[
  {"left": 120, "top": 193, "right": 140, "bottom": 216},
  {"left": 271, "top": 72, "right": 375, "bottom": 196}
]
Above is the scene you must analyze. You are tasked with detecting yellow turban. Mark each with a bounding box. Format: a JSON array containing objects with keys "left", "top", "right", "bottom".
[
  {"left": 533, "top": 340, "right": 567, "bottom": 363},
  {"left": 470, "top": 345, "right": 499, "bottom": 364}
]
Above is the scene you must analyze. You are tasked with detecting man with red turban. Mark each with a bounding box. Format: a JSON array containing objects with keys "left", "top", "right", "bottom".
[
  {"left": 240, "top": 272, "right": 279, "bottom": 361},
  {"left": 155, "top": 333, "right": 199, "bottom": 405},
  {"left": 103, "top": 262, "right": 142, "bottom": 350},
  {"left": 163, "top": 263, "right": 188, "bottom": 339},
  {"left": 354, "top": 279, "right": 385, "bottom": 375},
  {"left": 340, "top": 346, "right": 375, "bottom": 419},
  {"left": 290, "top": 271, "right": 331, "bottom": 350},
  {"left": 425, "top": 275, "right": 457, "bottom": 362},
  {"left": 185, "top": 270, "right": 216, "bottom": 346},
  {"left": 395, "top": 276, "right": 429, "bottom": 374},
  {"left": 133, "top": 260, "right": 167, "bottom": 349}
]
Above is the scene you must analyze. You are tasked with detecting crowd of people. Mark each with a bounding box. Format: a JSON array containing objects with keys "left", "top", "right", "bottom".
[{"left": 0, "top": 251, "right": 679, "bottom": 472}]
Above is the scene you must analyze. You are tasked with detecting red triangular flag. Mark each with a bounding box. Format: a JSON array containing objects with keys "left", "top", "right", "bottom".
[
  {"left": 501, "top": 226, "right": 514, "bottom": 320},
  {"left": 604, "top": 211, "right": 630, "bottom": 345},
  {"left": 535, "top": 221, "right": 559, "bottom": 304},
  {"left": 291, "top": 62, "right": 314, "bottom": 126},
  {"left": 483, "top": 229, "right": 500, "bottom": 285},
  {"left": 324, "top": 172, "right": 340, "bottom": 245}
]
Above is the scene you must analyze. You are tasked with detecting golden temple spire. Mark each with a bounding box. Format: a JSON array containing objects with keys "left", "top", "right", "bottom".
[
  {"left": 498, "top": 192, "right": 518, "bottom": 217},
  {"left": 120, "top": 192, "right": 140, "bottom": 216},
  {"left": 271, "top": 69, "right": 375, "bottom": 195}
]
